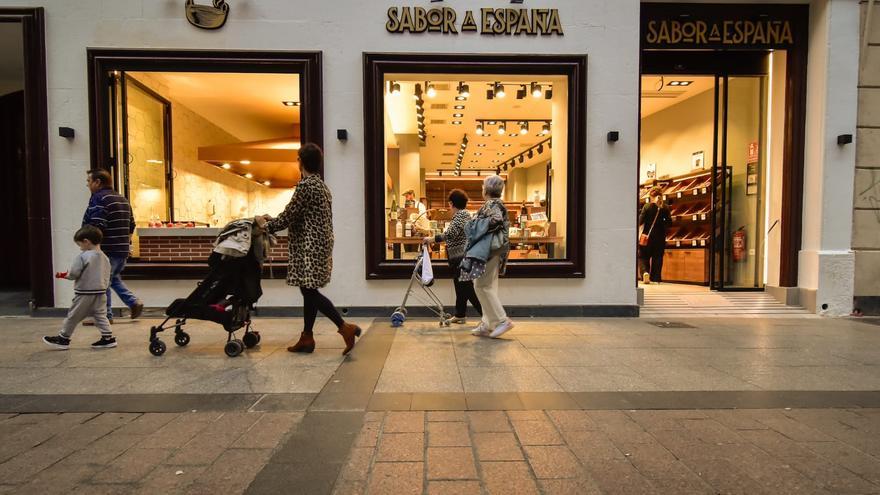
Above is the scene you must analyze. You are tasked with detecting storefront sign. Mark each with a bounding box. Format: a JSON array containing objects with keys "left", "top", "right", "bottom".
[
  {"left": 641, "top": 5, "right": 801, "bottom": 49},
  {"left": 386, "top": 6, "right": 563, "bottom": 36}
]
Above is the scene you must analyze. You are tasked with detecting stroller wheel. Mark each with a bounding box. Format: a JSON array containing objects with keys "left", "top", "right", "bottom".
[
  {"left": 224, "top": 339, "right": 244, "bottom": 357},
  {"left": 243, "top": 332, "right": 259, "bottom": 349},
  {"left": 149, "top": 339, "right": 167, "bottom": 356},
  {"left": 174, "top": 332, "right": 191, "bottom": 347}
]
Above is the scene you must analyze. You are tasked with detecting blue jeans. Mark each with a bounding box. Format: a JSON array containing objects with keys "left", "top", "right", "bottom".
[{"left": 107, "top": 254, "right": 138, "bottom": 318}]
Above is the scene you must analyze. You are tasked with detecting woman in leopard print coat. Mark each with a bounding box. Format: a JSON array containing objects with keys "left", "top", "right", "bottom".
[{"left": 265, "top": 144, "right": 361, "bottom": 355}]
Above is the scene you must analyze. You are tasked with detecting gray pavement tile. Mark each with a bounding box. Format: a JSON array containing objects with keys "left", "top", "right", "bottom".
[
  {"left": 453, "top": 341, "right": 541, "bottom": 367},
  {"left": 480, "top": 461, "right": 540, "bottom": 495},
  {"left": 375, "top": 366, "right": 463, "bottom": 393},
  {"left": 427, "top": 421, "right": 470, "bottom": 447},
  {"left": 537, "top": 477, "right": 604, "bottom": 495},
  {"left": 720, "top": 365, "right": 879, "bottom": 391},
  {"left": 518, "top": 392, "right": 580, "bottom": 410},
  {"left": 580, "top": 458, "right": 662, "bottom": 495},
  {"left": 511, "top": 419, "right": 564, "bottom": 445},
  {"left": 427, "top": 446, "right": 477, "bottom": 480},
  {"left": 546, "top": 410, "right": 599, "bottom": 431},
  {"left": 368, "top": 393, "right": 413, "bottom": 411},
  {"left": 367, "top": 462, "right": 424, "bottom": 495},
  {"left": 460, "top": 366, "right": 563, "bottom": 393},
  {"left": 545, "top": 366, "right": 659, "bottom": 392},
  {"left": 526, "top": 347, "right": 621, "bottom": 367},
  {"left": 786, "top": 451, "right": 880, "bottom": 494},
  {"left": 802, "top": 441, "right": 880, "bottom": 485},
  {"left": 626, "top": 365, "right": 761, "bottom": 391},
  {"left": 209, "top": 365, "right": 339, "bottom": 393},
  {"left": 474, "top": 432, "right": 524, "bottom": 461},
  {"left": 562, "top": 430, "right": 626, "bottom": 461},
  {"left": 411, "top": 393, "right": 468, "bottom": 411},
  {"left": 523, "top": 445, "right": 582, "bottom": 479},
  {"left": 427, "top": 480, "right": 481, "bottom": 495}
]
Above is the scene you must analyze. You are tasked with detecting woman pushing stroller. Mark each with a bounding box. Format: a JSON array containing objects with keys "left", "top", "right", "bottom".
[{"left": 263, "top": 143, "right": 362, "bottom": 355}]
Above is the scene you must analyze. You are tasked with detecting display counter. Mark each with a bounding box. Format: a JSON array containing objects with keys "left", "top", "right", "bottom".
[{"left": 136, "top": 228, "right": 288, "bottom": 262}]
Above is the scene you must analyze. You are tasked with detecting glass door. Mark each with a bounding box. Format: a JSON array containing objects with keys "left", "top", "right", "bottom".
[{"left": 710, "top": 74, "right": 768, "bottom": 290}]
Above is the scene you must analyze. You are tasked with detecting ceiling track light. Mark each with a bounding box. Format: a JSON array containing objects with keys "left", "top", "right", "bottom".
[
  {"left": 426, "top": 82, "right": 437, "bottom": 98},
  {"left": 516, "top": 86, "right": 527, "bottom": 99},
  {"left": 545, "top": 89, "right": 553, "bottom": 99},
  {"left": 390, "top": 81, "right": 401, "bottom": 95},
  {"left": 519, "top": 121, "right": 529, "bottom": 135},
  {"left": 518, "top": 155, "right": 524, "bottom": 164},
  {"left": 527, "top": 150, "right": 534, "bottom": 159},
  {"left": 541, "top": 122, "right": 551, "bottom": 135},
  {"left": 497, "top": 122, "right": 506, "bottom": 135},
  {"left": 537, "top": 144, "right": 544, "bottom": 154},
  {"left": 476, "top": 122, "right": 484, "bottom": 135},
  {"left": 530, "top": 82, "right": 542, "bottom": 98},
  {"left": 494, "top": 82, "right": 506, "bottom": 98},
  {"left": 457, "top": 82, "right": 470, "bottom": 98},
  {"left": 413, "top": 83, "right": 422, "bottom": 100}
]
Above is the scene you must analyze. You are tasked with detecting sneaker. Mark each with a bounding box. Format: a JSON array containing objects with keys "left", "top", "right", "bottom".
[
  {"left": 450, "top": 316, "right": 467, "bottom": 324},
  {"left": 91, "top": 337, "right": 117, "bottom": 349},
  {"left": 43, "top": 335, "right": 71, "bottom": 350},
  {"left": 642, "top": 272, "right": 651, "bottom": 284},
  {"left": 489, "top": 320, "right": 515, "bottom": 339},
  {"left": 471, "top": 322, "right": 490, "bottom": 337},
  {"left": 130, "top": 301, "right": 144, "bottom": 319}
]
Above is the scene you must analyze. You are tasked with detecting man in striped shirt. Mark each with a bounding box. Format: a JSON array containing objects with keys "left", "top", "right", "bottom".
[{"left": 83, "top": 169, "right": 143, "bottom": 322}]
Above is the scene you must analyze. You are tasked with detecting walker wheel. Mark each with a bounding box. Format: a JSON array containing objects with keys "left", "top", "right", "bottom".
[
  {"left": 174, "top": 332, "right": 190, "bottom": 347},
  {"left": 149, "top": 339, "right": 166, "bottom": 356},
  {"left": 395, "top": 307, "right": 407, "bottom": 316},
  {"left": 224, "top": 339, "right": 244, "bottom": 357},
  {"left": 391, "top": 311, "right": 406, "bottom": 327},
  {"left": 243, "top": 332, "right": 259, "bottom": 349}
]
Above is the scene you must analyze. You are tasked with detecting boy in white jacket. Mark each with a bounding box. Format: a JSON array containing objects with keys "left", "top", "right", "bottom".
[{"left": 43, "top": 225, "right": 115, "bottom": 349}]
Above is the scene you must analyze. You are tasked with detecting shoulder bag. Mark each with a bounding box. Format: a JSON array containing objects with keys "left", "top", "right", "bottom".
[{"left": 638, "top": 207, "right": 660, "bottom": 247}]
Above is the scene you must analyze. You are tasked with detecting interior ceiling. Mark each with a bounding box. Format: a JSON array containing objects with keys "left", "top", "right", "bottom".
[
  {"left": 0, "top": 23, "right": 24, "bottom": 84},
  {"left": 130, "top": 72, "right": 300, "bottom": 142},
  {"left": 640, "top": 75, "right": 715, "bottom": 118},
  {"left": 385, "top": 74, "right": 565, "bottom": 173}
]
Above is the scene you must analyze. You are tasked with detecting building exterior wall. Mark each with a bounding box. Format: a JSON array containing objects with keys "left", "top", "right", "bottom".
[
  {"left": 0, "top": 0, "right": 861, "bottom": 315},
  {"left": 855, "top": 0, "right": 880, "bottom": 315}
]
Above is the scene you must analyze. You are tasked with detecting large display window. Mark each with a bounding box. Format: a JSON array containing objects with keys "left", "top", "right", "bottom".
[{"left": 364, "top": 54, "right": 586, "bottom": 279}]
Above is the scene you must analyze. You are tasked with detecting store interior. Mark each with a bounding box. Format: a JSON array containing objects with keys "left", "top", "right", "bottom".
[
  {"left": 638, "top": 51, "right": 787, "bottom": 291},
  {"left": 109, "top": 71, "right": 300, "bottom": 255},
  {"left": 382, "top": 74, "right": 569, "bottom": 261}
]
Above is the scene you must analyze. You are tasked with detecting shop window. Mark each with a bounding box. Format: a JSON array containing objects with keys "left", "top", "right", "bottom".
[
  {"left": 364, "top": 54, "right": 586, "bottom": 278},
  {"left": 88, "top": 50, "right": 323, "bottom": 276}
]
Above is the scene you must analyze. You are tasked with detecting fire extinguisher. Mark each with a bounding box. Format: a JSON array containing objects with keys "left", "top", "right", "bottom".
[{"left": 732, "top": 227, "right": 746, "bottom": 262}]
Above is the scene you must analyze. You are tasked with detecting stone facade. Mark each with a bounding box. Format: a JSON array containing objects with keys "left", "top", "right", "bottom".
[{"left": 854, "top": 1, "right": 880, "bottom": 314}]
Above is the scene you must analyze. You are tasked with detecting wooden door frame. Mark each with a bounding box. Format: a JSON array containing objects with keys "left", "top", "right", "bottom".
[{"left": 0, "top": 8, "right": 52, "bottom": 307}]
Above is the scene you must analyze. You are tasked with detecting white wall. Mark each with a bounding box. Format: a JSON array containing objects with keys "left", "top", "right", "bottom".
[
  {"left": 6, "top": 0, "right": 639, "bottom": 309},
  {"left": 799, "top": 0, "right": 859, "bottom": 315}
]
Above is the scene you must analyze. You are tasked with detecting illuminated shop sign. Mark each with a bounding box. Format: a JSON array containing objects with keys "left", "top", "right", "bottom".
[
  {"left": 386, "top": 6, "right": 563, "bottom": 36},
  {"left": 644, "top": 19, "right": 793, "bottom": 47}
]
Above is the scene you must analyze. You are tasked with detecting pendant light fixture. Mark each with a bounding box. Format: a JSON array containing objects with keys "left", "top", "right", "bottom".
[
  {"left": 530, "top": 82, "right": 542, "bottom": 98},
  {"left": 494, "top": 82, "right": 505, "bottom": 98}
]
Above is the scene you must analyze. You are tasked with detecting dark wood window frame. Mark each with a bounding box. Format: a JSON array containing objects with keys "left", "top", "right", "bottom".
[
  {"left": 86, "top": 49, "right": 323, "bottom": 279},
  {"left": 363, "top": 53, "right": 587, "bottom": 279},
  {"left": 0, "top": 8, "right": 52, "bottom": 307}
]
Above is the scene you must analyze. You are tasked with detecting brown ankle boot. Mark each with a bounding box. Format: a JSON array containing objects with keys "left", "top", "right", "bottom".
[
  {"left": 288, "top": 332, "right": 315, "bottom": 353},
  {"left": 338, "top": 323, "right": 362, "bottom": 355}
]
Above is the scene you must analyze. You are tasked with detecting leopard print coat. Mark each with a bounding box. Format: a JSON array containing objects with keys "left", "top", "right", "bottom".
[{"left": 266, "top": 174, "right": 334, "bottom": 288}]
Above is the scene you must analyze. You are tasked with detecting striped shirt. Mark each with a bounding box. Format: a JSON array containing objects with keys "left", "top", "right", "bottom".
[
  {"left": 82, "top": 188, "right": 135, "bottom": 256},
  {"left": 435, "top": 209, "right": 471, "bottom": 261}
]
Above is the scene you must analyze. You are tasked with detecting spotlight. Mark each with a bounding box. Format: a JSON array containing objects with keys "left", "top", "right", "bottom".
[
  {"left": 282, "top": 100, "right": 299, "bottom": 107},
  {"left": 244, "top": 173, "right": 253, "bottom": 179},
  {"left": 502, "top": 144, "right": 511, "bottom": 147},
  {"left": 519, "top": 121, "right": 529, "bottom": 135},
  {"left": 455, "top": 95, "right": 466, "bottom": 101},
  {"left": 240, "top": 160, "right": 251, "bottom": 165},
  {"left": 457, "top": 82, "right": 470, "bottom": 98},
  {"left": 487, "top": 121, "right": 497, "bottom": 125},
  {"left": 518, "top": 155, "right": 524, "bottom": 164},
  {"left": 503, "top": 164, "right": 508, "bottom": 171},
  {"left": 496, "top": 152, "right": 504, "bottom": 156},
  {"left": 221, "top": 163, "right": 231, "bottom": 169},
  {"left": 426, "top": 83, "right": 437, "bottom": 98},
  {"left": 516, "top": 86, "right": 526, "bottom": 99},
  {"left": 452, "top": 121, "right": 462, "bottom": 125},
  {"left": 496, "top": 167, "right": 501, "bottom": 174},
  {"left": 476, "top": 122, "right": 484, "bottom": 135},
  {"left": 413, "top": 83, "right": 422, "bottom": 100},
  {"left": 453, "top": 113, "right": 463, "bottom": 118},
  {"left": 477, "top": 143, "right": 486, "bottom": 147},
  {"left": 497, "top": 122, "right": 506, "bottom": 135},
  {"left": 263, "top": 180, "right": 271, "bottom": 186},
  {"left": 494, "top": 82, "right": 505, "bottom": 98},
  {"left": 531, "top": 82, "right": 542, "bottom": 98},
  {"left": 486, "top": 89, "right": 494, "bottom": 100},
  {"left": 545, "top": 89, "right": 553, "bottom": 99},
  {"left": 541, "top": 122, "right": 551, "bottom": 135},
  {"left": 454, "top": 105, "right": 465, "bottom": 110},
  {"left": 474, "top": 152, "right": 482, "bottom": 156},
  {"left": 391, "top": 82, "right": 401, "bottom": 95},
  {"left": 528, "top": 150, "right": 533, "bottom": 159},
  {"left": 537, "top": 144, "right": 544, "bottom": 154}
]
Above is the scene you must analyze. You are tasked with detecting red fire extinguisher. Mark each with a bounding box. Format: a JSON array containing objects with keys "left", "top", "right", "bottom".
[{"left": 732, "top": 227, "right": 746, "bottom": 262}]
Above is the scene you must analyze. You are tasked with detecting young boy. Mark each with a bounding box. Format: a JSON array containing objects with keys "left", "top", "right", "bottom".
[{"left": 43, "top": 225, "right": 116, "bottom": 350}]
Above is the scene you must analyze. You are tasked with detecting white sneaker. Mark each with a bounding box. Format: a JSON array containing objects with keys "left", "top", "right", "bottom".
[
  {"left": 489, "top": 320, "right": 515, "bottom": 338},
  {"left": 642, "top": 272, "right": 651, "bottom": 284},
  {"left": 450, "top": 316, "right": 467, "bottom": 324},
  {"left": 471, "top": 322, "right": 490, "bottom": 337}
]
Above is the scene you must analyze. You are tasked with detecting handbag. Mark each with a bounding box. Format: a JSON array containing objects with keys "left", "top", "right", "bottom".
[{"left": 639, "top": 207, "right": 660, "bottom": 247}]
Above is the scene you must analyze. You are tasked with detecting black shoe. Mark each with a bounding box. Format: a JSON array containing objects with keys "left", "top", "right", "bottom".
[
  {"left": 130, "top": 301, "right": 144, "bottom": 320},
  {"left": 91, "top": 337, "right": 117, "bottom": 349},
  {"left": 43, "top": 335, "right": 71, "bottom": 350}
]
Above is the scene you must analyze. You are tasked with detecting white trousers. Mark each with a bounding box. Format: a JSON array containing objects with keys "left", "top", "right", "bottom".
[{"left": 473, "top": 256, "right": 508, "bottom": 329}]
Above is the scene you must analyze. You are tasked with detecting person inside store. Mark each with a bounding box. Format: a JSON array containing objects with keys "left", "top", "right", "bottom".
[
  {"left": 418, "top": 196, "right": 429, "bottom": 216},
  {"left": 460, "top": 175, "right": 514, "bottom": 338},
  {"left": 638, "top": 186, "right": 672, "bottom": 284},
  {"left": 423, "top": 189, "right": 483, "bottom": 324},
  {"left": 263, "top": 143, "right": 362, "bottom": 355}
]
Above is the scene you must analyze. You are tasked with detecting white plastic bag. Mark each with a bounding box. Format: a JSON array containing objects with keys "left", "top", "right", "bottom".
[{"left": 420, "top": 245, "right": 434, "bottom": 285}]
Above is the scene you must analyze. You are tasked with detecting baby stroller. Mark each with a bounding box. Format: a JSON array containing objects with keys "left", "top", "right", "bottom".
[
  {"left": 148, "top": 218, "right": 273, "bottom": 357},
  {"left": 390, "top": 243, "right": 453, "bottom": 328}
]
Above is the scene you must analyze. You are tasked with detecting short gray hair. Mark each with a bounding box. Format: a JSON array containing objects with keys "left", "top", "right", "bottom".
[{"left": 483, "top": 175, "right": 505, "bottom": 198}]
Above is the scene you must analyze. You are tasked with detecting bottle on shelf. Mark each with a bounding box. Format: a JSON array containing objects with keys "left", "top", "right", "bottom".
[
  {"left": 395, "top": 219, "right": 403, "bottom": 238},
  {"left": 404, "top": 221, "right": 412, "bottom": 237}
]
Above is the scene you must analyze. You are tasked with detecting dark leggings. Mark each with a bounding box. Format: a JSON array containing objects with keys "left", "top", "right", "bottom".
[
  {"left": 300, "top": 287, "right": 344, "bottom": 334},
  {"left": 639, "top": 246, "right": 665, "bottom": 282},
  {"left": 450, "top": 259, "right": 483, "bottom": 318}
]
